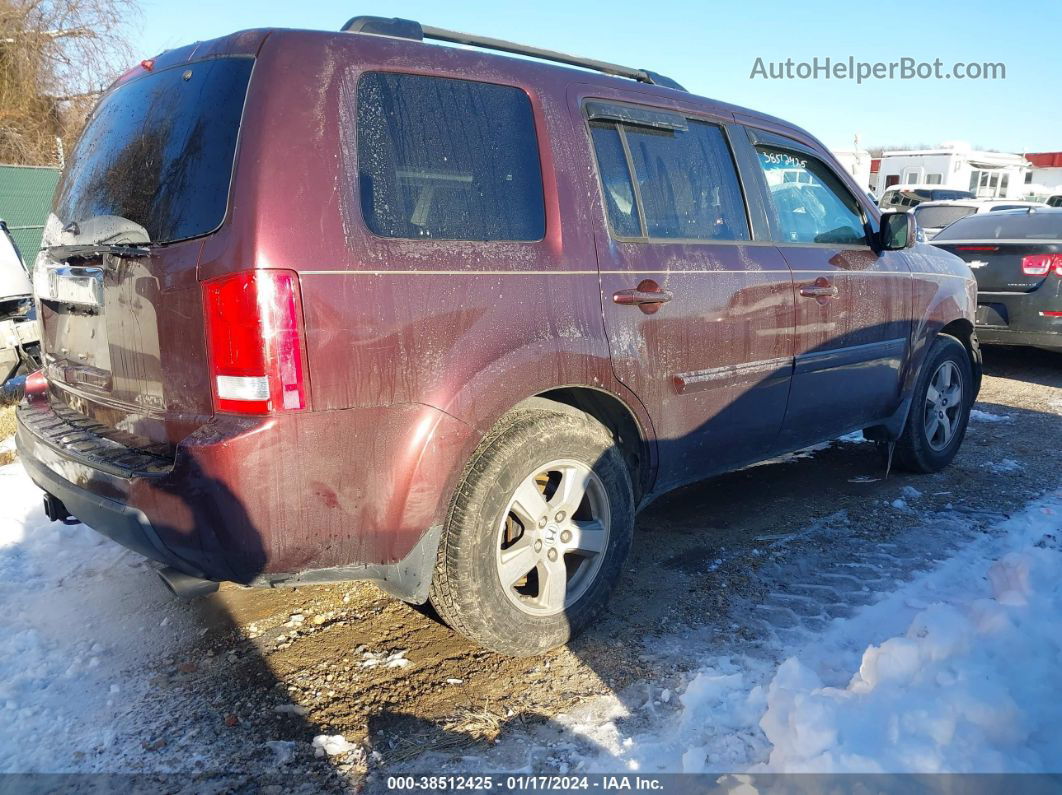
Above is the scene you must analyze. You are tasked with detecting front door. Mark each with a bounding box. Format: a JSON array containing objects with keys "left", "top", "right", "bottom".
[
  {"left": 578, "top": 95, "right": 796, "bottom": 492},
  {"left": 744, "top": 130, "right": 912, "bottom": 448}
]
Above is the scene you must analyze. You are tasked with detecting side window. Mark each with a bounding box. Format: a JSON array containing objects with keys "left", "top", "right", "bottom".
[
  {"left": 756, "top": 146, "right": 868, "bottom": 246},
  {"left": 590, "top": 123, "right": 641, "bottom": 238},
  {"left": 356, "top": 72, "right": 545, "bottom": 241},
  {"left": 588, "top": 114, "right": 749, "bottom": 242}
]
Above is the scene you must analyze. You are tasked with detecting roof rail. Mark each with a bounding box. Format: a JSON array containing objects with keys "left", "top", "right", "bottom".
[{"left": 341, "top": 16, "right": 686, "bottom": 91}]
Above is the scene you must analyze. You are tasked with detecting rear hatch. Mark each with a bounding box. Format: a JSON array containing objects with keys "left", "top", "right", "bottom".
[
  {"left": 931, "top": 210, "right": 1062, "bottom": 294},
  {"left": 33, "top": 53, "right": 255, "bottom": 453}
]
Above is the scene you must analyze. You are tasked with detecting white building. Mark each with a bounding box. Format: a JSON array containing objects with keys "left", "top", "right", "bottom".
[
  {"left": 832, "top": 148, "right": 873, "bottom": 193},
  {"left": 875, "top": 142, "right": 1029, "bottom": 199},
  {"left": 1023, "top": 152, "right": 1062, "bottom": 200}
]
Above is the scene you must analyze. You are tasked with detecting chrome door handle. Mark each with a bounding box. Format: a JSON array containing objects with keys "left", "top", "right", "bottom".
[
  {"left": 613, "top": 288, "right": 673, "bottom": 306},
  {"left": 799, "top": 277, "right": 839, "bottom": 300},
  {"left": 613, "top": 279, "right": 672, "bottom": 312},
  {"left": 799, "top": 286, "right": 838, "bottom": 298}
]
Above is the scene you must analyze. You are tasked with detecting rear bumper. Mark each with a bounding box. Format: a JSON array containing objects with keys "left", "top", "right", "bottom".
[
  {"left": 18, "top": 441, "right": 203, "bottom": 575},
  {"left": 16, "top": 397, "right": 476, "bottom": 598},
  {"left": 975, "top": 327, "right": 1062, "bottom": 350},
  {"left": 976, "top": 290, "right": 1062, "bottom": 350}
]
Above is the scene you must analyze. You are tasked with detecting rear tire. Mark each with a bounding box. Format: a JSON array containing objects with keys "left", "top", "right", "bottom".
[
  {"left": 429, "top": 403, "right": 634, "bottom": 656},
  {"left": 893, "top": 334, "right": 973, "bottom": 473}
]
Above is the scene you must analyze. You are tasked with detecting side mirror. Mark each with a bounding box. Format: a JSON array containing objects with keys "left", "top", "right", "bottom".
[{"left": 879, "top": 211, "right": 916, "bottom": 250}]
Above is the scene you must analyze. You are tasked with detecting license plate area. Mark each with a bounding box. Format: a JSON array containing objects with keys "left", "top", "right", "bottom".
[
  {"left": 36, "top": 266, "right": 104, "bottom": 308},
  {"left": 975, "top": 303, "right": 1009, "bottom": 328},
  {"left": 39, "top": 266, "right": 112, "bottom": 390}
]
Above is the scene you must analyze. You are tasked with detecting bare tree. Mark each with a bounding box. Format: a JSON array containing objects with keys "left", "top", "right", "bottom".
[{"left": 0, "top": 0, "right": 139, "bottom": 166}]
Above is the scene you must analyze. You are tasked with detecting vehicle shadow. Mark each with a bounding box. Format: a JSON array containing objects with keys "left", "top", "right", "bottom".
[{"left": 980, "top": 344, "right": 1062, "bottom": 388}]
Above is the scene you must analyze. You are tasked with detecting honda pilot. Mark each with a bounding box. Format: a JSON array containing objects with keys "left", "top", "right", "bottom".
[{"left": 17, "top": 16, "right": 981, "bottom": 655}]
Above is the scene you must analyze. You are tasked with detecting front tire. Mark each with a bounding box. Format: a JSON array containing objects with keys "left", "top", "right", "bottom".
[
  {"left": 893, "top": 334, "right": 973, "bottom": 473},
  {"left": 429, "top": 403, "right": 635, "bottom": 656}
]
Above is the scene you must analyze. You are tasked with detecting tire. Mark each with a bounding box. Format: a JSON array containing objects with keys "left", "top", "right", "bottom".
[
  {"left": 893, "top": 334, "right": 973, "bottom": 473},
  {"left": 429, "top": 402, "right": 635, "bottom": 656}
]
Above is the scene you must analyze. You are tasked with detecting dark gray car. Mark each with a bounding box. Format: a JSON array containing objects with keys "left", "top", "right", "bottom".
[{"left": 931, "top": 208, "right": 1062, "bottom": 351}]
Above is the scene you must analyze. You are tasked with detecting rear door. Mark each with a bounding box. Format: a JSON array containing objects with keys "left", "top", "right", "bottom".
[
  {"left": 740, "top": 128, "right": 911, "bottom": 448},
  {"left": 33, "top": 54, "right": 255, "bottom": 449},
  {"left": 576, "top": 92, "right": 796, "bottom": 492}
]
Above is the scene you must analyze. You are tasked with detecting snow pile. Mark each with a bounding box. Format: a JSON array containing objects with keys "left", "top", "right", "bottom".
[
  {"left": 983, "top": 458, "right": 1023, "bottom": 474},
  {"left": 312, "top": 734, "right": 359, "bottom": 758},
  {"left": 970, "top": 410, "right": 1012, "bottom": 423},
  {"left": 538, "top": 489, "right": 1062, "bottom": 776},
  {"left": 761, "top": 492, "right": 1062, "bottom": 773}
]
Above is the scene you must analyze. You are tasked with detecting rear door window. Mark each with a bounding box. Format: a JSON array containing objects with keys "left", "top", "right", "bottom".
[
  {"left": 588, "top": 112, "right": 749, "bottom": 241},
  {"left": 755, "top": 146, "right": 867, "bottom": 246},
  {"left": 356, "top": 72, "right": 545, "bottom": 241},
  {"left": 54, "top": 57, "right": 253, "bottom": 245}
]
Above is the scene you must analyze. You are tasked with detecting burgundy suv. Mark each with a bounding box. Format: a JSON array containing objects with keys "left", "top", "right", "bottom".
[{"left": 17, "top": 17, "right": 980, "bottom": 655}]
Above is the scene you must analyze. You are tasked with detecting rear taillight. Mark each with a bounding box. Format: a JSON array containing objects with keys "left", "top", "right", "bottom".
[
  {"left": 203, "top": 270, "right": 308, "bottom": 415},
  {"left": 1021, "top": 253, "right": 1062, "bottom": 277}
]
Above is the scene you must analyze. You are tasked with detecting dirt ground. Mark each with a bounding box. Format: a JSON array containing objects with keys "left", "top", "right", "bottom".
[{"left": 8, "top": 346, "right": 1058, "bottom": 790}]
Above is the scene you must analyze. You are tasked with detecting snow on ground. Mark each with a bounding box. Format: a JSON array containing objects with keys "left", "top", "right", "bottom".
[
  {"left": 512, "top": 487, "right": 1062, "bottom": 774},
  {"left": 0, "top": 461, "right": 200, "bottom": 772}
]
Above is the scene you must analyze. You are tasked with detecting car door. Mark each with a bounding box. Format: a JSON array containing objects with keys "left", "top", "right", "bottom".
[
  {"left": 740, "top": 128, "right": 912, "bottom": 448},
  {"left": 575, "top": 93, "right": 796, "bottom": 493}
]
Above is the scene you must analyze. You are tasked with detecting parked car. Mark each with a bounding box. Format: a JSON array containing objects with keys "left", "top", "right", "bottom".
[
  {"left": 1047, "top": 195, "right": 1062, "bottom": 208},
  {"left": 17, "top": 17, "right": 981, "bottom": 655},
  {"left": 931, "top": 208, "right": 1062, "bottom": 352},
  {"left": 913, "top": 199, "right": 1048, "bottom": 239},
  {"left": 879, "top": 185, "right": 975, "bottom": 212},
  {"left": 0, "top": 219, "right": 41, "bottom": 391}
]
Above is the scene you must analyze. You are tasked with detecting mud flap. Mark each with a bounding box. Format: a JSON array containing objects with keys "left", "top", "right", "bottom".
[{"left": 250, "top": 523, "right": 445, "bottom": 604}]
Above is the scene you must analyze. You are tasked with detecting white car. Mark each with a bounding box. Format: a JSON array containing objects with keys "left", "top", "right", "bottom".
[
  {"left": 0, "top": 220, "right": 40, "bottom": 387},
  {"left": 912, "top": 199, "right": 1048, "bottom": 239},
  {"left": 878, "top": 184, "right": 975, "bottom": 211}
]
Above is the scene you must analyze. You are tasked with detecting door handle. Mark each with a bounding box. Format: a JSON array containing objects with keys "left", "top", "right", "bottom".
[
  {"left": 799, "top": 277, "right": 839, "bottom": 300},
  {"left": 613, "top": 279, "right": 672, "bottom": 313}
]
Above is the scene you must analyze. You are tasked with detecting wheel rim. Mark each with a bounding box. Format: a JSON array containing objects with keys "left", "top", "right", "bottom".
[
  {"left": 495, "top": 459, "right": 611, "bottom": 617},
  {"left": 923, "top": 360, "right": 964, "bottom": 452}
]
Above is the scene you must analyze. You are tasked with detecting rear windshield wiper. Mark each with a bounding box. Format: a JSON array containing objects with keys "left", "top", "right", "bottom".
[{"left": 47, "top": 243, "right": 151, "bottom": 263}]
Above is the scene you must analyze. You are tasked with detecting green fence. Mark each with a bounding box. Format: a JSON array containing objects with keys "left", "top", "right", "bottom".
[{"left": 0, "top": 164, "right": 62, "bottom": 266}]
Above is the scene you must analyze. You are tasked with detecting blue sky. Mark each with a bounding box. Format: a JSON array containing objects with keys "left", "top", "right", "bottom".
[{"left": 135, "top": 0, "right": 1060, "bottom": 153}]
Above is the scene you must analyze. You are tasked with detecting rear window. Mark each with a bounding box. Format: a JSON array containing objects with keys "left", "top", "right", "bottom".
[
  {"left": 356, "top": 72, "right": 545, "bottom": 241},
  {"left": 54, "top": 57, "right": 253, "bottom": 245},
  {"left": 934, "top": 211, "right": 1062, "bottom": 241},
  {"left": 913, "top": 205, "right": 976, "bottom": 229}
]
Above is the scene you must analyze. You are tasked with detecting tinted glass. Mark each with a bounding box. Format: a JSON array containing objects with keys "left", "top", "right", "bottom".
[
  {"left": 357, "top": 72, "right": 545, "bottom": 241},
  {"left": 757, "top": 147, "right": 866, "bottom": 245},
  {"left": 54, "top": 58, "right": 253, "bottom": 244},
  {"left": 621, "top": 121, "right": 749, "bottom": 240},
  {"left": 931, "top": 189, "right": 975, "bottom": 201},
  {"left": 914, "top": 205, "right": 977, "bottom": 229},
  {"left": 590, "top": 123, "right": 641, "bottom": 237},
  {"left": 933, "top": 211, "right": 1062, "bottom": 241}
]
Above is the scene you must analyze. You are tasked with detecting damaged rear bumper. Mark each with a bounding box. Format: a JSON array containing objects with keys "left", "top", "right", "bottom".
[{"left": 15, "top": 397, "right": 473, "bottom": 602}]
